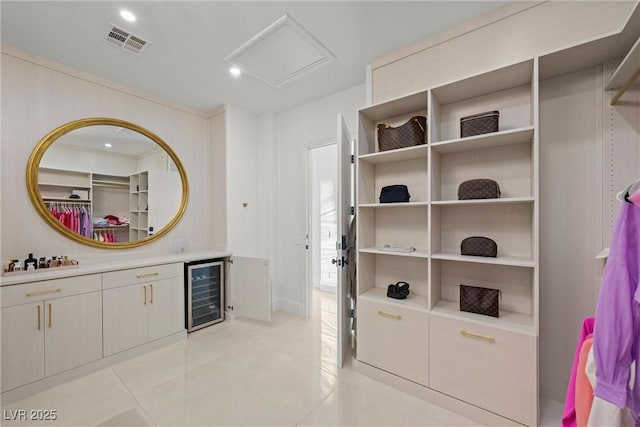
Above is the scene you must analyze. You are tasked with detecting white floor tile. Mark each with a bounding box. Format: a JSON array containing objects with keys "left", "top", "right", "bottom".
[
  {"left": 298, "top": 372, "right": 480, "bottom": 427},
  {"left": 1, "top": 368, "right": 148, "bottom": 427}
]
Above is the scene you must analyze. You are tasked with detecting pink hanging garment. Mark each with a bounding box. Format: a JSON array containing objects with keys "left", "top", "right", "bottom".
[{"left": 563, "top": 317, "right": 596, "bottom": 427}]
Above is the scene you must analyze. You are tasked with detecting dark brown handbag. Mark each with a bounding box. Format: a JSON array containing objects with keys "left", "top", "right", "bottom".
[
  {"left": 377, "top": 116, "right": 427, "bottom": 151},
  {"left": 460, "top": 284, "right": 501, "bottom": 318},
  {"left": 461, "top": 236, "right": 497, "bottom": 257},
  {"left": 460, "top": 110, "right": 499, "bottom": 137},
  {"left": 458, "top": 179, "right": 501, "bottom": 200}
]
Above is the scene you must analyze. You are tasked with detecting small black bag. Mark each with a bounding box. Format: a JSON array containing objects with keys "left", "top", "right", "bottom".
[
  {"left": 387, "top": 281, "right": 410, "bottom": 299},
  {"left": 461, "top": 236, "right": 497, "bottom": 257},
  {"left": 379, "top": 185, "right": 410, "bottom": 203},
  {"left": 460, "top": 284, "right": 501, "bottom": 318},
  {"left": 458, "top": 179, "right": 501, "bottom": 200}
]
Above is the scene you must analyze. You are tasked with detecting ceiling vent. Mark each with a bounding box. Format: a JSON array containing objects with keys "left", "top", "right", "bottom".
[
  {"left": 225, "top": 14, "right": 336, "bottom": 87},
  {"left": 104, "top": 24, "right": 149, "bottom": 56}
]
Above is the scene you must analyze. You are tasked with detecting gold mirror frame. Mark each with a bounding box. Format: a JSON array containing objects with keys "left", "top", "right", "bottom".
[{"left": 26, "top": 118, "right": 189, "bottom": 249}]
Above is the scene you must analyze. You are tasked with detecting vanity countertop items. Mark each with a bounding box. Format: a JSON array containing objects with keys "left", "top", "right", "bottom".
[{"left": 0, "top": 250, "right": 232, "bottom": 287}]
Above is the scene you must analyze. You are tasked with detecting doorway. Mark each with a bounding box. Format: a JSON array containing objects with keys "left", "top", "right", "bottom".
[{"left": 308, "top": 143, "right": 338, "bottom": 295}]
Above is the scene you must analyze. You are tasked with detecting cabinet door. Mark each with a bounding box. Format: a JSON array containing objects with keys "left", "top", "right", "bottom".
[
  {"left": 429, "top": 315, "right": 537, "bottom": 426},
  {"left": 44, "top": 292, "right": 103, "bottom": 376},
  {"left": 148, "top": 277, "right": 185, "bottom": 341},
  {"left": 1, "top": 302, "right": 44, "bottom": 392},
  {"left": 103, "top": 285, "right": 148, "bottom": 356},
  {"left": 357, "top": 298, "right": 429, "bottom": 385}
]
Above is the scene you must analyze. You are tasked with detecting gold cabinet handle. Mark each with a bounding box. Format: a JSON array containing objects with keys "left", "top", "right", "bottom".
[
  {"left": 150, "top": 284, "right": 153, "bottom": 304},
  {"left": 143, "top": 285, "right": 147, "bottom": 305},
  {"left": 37, "top": 305, "right": 41, "bottom": 330},
  {"left": 377, "top": 310, "right": 401, "bottom": 320},
  {"left": 460, "top": 330, "right": 495, "bottom": 343},
  {"left": 48, "top": 303, "right": 52, "bottom": 328},
  {"left": 137, "top": 272, "right": 159, "bottom": 279},
  {"left": 26, "top": 288, "right": 61, "bottom": 297}
]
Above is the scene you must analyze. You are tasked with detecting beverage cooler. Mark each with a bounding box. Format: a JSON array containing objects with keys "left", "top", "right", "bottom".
[{"left": 185, "top": 259, "right": 224, "bottom": 332}]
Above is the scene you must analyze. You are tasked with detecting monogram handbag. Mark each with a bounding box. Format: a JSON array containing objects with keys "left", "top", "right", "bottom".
[
  {"left": 461, "top": 236, "right": 497, "bottom": 257},
  {"left": 458, "top": 179, "right": 501, "bottom": 200},
  {"left": 460, "top": 110, "right": 499, "bottom": 138},
  {"left": 377, "top": 116, "right": 427, "bottom": 151},
  {"left": 379, "top": 185, "right": 410, "bottom": 203},
  {"left": 460, "top": 284, "right": 501, "bottom": 317}
]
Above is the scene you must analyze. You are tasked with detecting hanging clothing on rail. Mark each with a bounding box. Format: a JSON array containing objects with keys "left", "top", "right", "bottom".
[
  {"left": 593, "top": 200, "right": 640, "bottom": 421},
  {"left": 563, "top": 317, "right": 596, "bottom": 427}
]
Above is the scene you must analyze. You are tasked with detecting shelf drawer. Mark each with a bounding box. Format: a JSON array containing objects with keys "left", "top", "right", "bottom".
[
  {"left": 429, "top": 315, "right": 536, "bottom": 426},
  {"left": 357, "top": 298, "right": 428, "bottom": 385},
  {"left": 1, "top": 274, "right": 101, "bottom": 308},
  {"left": 103, "top": 263, "right": 182, "bottom": 289}
]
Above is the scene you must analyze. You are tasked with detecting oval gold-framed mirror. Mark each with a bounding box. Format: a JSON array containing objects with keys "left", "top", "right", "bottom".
[{"left": 26, "top": 118, "right": 189, "bottom": 249}]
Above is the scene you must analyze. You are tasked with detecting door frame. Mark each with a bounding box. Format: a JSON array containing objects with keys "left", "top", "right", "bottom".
[{"left": 302, "top": 137, "right": 337, "bottom": 318}]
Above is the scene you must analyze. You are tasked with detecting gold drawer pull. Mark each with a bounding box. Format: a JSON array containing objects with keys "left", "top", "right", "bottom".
[
  {"left": 377, "top": 310, "right": 401, "bottom": 320},
  {"left": 460, "top": 330, "right": 495, "bottom": 343},
  {"left": 143, "top": 286, "right": 147, "bottom": 305},
  {"left": 48, "top": 303, "right": 52, "bottom": 328},
  {"left": 37, "top": 305, "right": 41, "bottom": 330},
  {"left": 150, "top": 284, "right": 153, "bottom": 304},
  {"left": 26, "top": 288, "right": 62, "bottom": 297},
  {"left": 137, "top": 272, "right": 159, "bottom": 279}
]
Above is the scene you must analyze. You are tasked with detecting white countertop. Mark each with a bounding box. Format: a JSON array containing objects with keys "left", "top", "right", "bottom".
[{"left": 0, "top": 250, "right": 232, "bottom": 286}]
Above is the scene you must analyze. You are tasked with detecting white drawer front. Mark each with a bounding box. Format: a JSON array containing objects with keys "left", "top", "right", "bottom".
[
  {"left": 357, "top": 298, "right": 428, "bottom": 385},
  {"left": 1, "top": 274, "right": 101, "bottom": 308},
  {"left": 102, "top": 263, "right": 182, "bottom": 289},
  {"left": 429, "top": 315, "right": 537, "bottom": 426}
]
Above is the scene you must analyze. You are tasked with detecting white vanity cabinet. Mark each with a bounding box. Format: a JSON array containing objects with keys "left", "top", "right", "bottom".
[
  {"left": 1, "top": 275, "right": 102, "bottom": 392},
  {"left": 102, "top": 263, "right": 184, "bottom": 356}
]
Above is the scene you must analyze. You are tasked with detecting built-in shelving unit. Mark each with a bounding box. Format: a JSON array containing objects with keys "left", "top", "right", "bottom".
[{"left": 356, "top": 59, "right": 538, "bottom": 426}]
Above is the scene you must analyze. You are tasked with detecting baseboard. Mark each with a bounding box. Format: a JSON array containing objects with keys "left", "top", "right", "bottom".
[
  {"left": 354, "top": 360, "right": 524, "bottom": 427},
  {"left": 1, "top": 331, "right": 187, "bottom": 405}
]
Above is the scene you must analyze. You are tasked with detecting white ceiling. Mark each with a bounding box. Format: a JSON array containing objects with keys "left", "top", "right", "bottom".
[{"left": 0, "top": 1, "right": 507, "bottom": 115}]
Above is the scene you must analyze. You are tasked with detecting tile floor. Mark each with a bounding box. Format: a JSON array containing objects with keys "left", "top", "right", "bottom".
[{"left": 1, "top": 291, "right": 560, "bottom": 426}]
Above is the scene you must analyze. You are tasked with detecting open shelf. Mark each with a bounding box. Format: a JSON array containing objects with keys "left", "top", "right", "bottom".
[
  {"left": 359, "top": 287, "right": 428, "bottom": 313},
  {"left": 431, "top": 252, "right": 534, "bottom": 268},
  {"left": 430, "top": 126, "right": 534, "bottom": 154},
  {"left": 431, "top": 197, "right": 534, "bottom": 206},
  {"left": 605, "top": 36, "right": 640, "bottom": 90},
  {"left": 359, "top": 202, "right": 429, "bottom": 208},
  {"left": 359, "top": 247, "right": 429, "bottom": 258},
  {"left": 359, "top": 144, "right": 428, "bottom": 165}
]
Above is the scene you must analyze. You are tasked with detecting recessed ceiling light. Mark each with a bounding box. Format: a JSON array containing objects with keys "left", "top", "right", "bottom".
[
  {"left": 120, "top": 10, "right": 136, "bottom": 22},
  {"left": 229, "top": 67, "right": 241, "bottom": 77},
  {"left": 104, "top": 143, "right": 112, "bottom": 148}
]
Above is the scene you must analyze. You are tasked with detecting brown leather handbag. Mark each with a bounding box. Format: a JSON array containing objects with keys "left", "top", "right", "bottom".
[
  {"left": 458, "top": 179, "right": 501, "bottom": 200},
  {"left": 377, "top": 116, "right": 427, "bottom": 151},
  {"left": 460, "top": 110, "right": 499, "bottom": 137},
  {"left": 461, "top": 236, "right": 497, "bottom": 257},
  {"left": 460, "top": 284, "right": 501, "bottom": 318}
]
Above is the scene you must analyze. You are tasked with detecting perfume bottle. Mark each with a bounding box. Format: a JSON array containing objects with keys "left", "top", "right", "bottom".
[{"left": 24, "top": 253, "right": 38, "bottom": 270}]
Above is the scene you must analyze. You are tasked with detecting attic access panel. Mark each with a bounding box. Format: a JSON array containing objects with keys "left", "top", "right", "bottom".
[{"left": 225, "top": 14, "right": 336, "bottom": 87}]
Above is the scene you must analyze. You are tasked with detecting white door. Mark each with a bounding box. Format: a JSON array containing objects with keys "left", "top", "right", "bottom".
[
  {"left": 336, "top": 114, "right": 353, "bottom": 368},
  {"left": 45, "top": 292, "right": 103, "bottom": 376},
  {"left": 148, "top": 277, "right": 185, "bottom": 341},
  {"left": 227, "top": 257, "right": 271, "bottom": 322},
  {"left": 1, "top": 302, "right": 44, "bottom": 392}
]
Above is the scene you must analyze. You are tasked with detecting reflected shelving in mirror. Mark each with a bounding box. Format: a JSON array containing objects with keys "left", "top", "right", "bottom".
[{"left": 27, "top": 118, "right": 189, "bottom": 249}]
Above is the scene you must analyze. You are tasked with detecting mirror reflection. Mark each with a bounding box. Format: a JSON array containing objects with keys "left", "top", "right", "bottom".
[{"left": 35, "top": 122, "right": 185, "bottom": 246}]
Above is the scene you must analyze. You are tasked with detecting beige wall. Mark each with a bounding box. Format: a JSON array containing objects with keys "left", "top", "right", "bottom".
[{"left": 1, "top": 47, "right": 226, "bottom": 262}]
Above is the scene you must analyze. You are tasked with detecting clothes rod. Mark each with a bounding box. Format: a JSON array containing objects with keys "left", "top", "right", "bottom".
[{"left": 610, "top": 66, "right": 640, "bottom": 105}]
